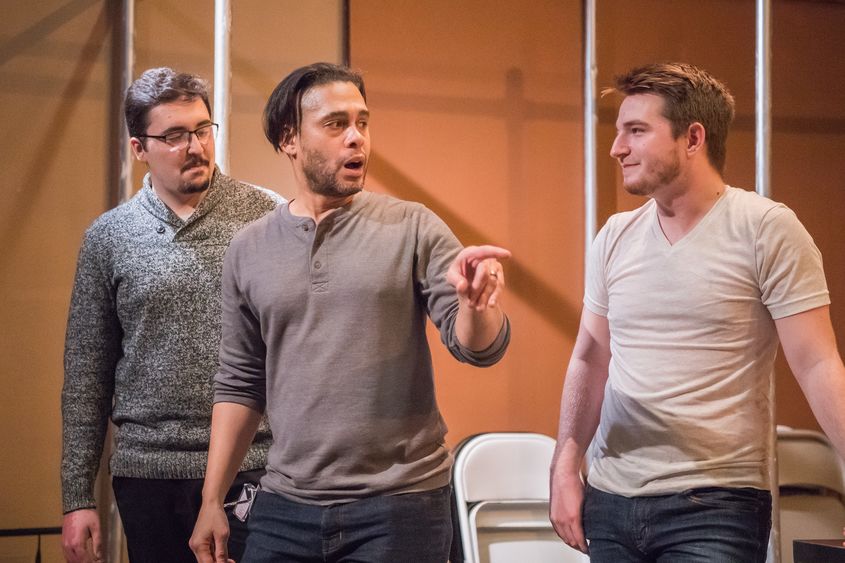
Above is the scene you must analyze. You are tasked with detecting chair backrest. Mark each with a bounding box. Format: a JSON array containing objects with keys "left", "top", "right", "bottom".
[
  {"left": 777, "top": 426, "right": 845, "bottom": 494},
  {"left": 775, "top": 426, "right": 845, "bottom": 563},
  {"left": 453, "top": 432, "right": 578, "bottom": 563},
  {"left": 453, "top": 432, "right": 556, "bottom": 504}
]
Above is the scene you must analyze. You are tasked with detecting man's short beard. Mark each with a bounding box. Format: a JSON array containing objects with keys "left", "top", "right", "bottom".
[
  {"left": 303, "top": 149, "right": 364, "bottom": 198},
  {"left": 179, "top": 180, "right": 210, "bottom": 194},
  {"left": 306, "top": 173, "right": 363, "bottom": 198},
  {"left": 179, "top": 159, "right": 212, "bottom": 194},
  {"left": 624, "top": 151, "right": 681, "bottom": 196}
]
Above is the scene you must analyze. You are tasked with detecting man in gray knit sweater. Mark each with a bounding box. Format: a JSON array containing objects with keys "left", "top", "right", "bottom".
[
  {"left": 61, "top": 68, "right": 282, "bottom": 563},
  {"left": 190, "top": 63, "right": 511, "bottom": 562}
]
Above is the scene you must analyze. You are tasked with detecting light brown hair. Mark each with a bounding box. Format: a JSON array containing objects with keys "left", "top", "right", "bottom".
[{"left": 605, "top": 62, "right": 735, "bottom": 174}]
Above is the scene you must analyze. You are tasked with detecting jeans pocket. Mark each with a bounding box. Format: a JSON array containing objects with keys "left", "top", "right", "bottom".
[
  {"left": 409, "top": 485, "right": 452, "bottom": 512},
  {"left": 684, "top": 487, "right": 770, "bottom": 514}
]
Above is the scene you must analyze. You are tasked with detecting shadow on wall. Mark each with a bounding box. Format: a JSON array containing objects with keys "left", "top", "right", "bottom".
[
  {"left": 365, "top": 66, "right": 582, "bottom": 340},
  {"left": 1, "top": 1, "right": 584, "bottom": 341},
  {"left": 0, "top": 0, "right": 110, "bottom": 273},
  {"left": 0, "top": 0, "right": 98, "bottom": 66},
  {"left": 370, "top": 150, "right": 581, "bottom": 341}
]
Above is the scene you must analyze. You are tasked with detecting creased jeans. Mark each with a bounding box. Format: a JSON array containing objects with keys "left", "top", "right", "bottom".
[
  {"left": 242, "top": 485, "right": 452, "bottom": 563},
  {"left": 583, "top": 484, "right": 771, "bottom": 563}
]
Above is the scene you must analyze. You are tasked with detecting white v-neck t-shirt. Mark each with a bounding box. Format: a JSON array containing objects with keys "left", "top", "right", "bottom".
[{"left": 585, "top": 186, "right": 829, "bottom": 496}]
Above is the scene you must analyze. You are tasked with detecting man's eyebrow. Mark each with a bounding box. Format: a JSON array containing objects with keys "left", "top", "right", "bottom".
[
  {"left": 318, "top": 109, "right": 370, "bottom": 121},
  {"left": 319, "top": 111, "right": 348, "bottom": 121},
  {"left": 619, "top": 119, "right": 649, "bottom": 129},
  {"left": 159, "top": 119, "right": 213, "bottom": 135}
]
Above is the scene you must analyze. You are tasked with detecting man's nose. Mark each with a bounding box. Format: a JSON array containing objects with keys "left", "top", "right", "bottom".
[
  {"left": 344, "top": 125, "right": 365, "bottom": 147},
  {"left": 610, "top": 134, "right": 628, "bottom": 159},
  {"left": 186, "top": 131, "right": 205, "bottom": 153}
]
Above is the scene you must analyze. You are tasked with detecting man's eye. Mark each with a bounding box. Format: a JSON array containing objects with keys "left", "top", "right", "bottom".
[
  {"left": 165, "top": 131, "right": 187, "bottom": 143},
  {"left": 358, "top": 120, "right": 369, "bottom": 129}
]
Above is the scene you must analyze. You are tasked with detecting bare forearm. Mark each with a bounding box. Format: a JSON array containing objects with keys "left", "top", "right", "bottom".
[
  {"left": 549, "top": 355, "right": 607, "bottom": 553},
  {"left": 201, "top": 402, "right": 262, "bottom": 506},
  {"left": 455, "top": 306, "right": 505, "bottom": 351},
  {"left": 553, "top": 359, "right": 607, "bottom": 477},
  {"left": 776, "top": 306, "right": 845, "bottom": 461},
  {"left": 795, "top": 356, "right": 845, "bottom": 460},
  {"left": 552, "top": 309, "right": 611, "bottom": 477},
  {"left": 550, "top": 308, "right": 610, "bottom": 551}
]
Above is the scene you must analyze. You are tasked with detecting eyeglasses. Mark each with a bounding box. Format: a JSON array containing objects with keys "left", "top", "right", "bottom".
[{"left": 139, "top": 123, "right": 218, "bottom": 151}]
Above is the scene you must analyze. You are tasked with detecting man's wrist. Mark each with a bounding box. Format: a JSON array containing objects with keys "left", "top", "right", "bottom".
[{"left": 63, "top": 506, "right": 97, "bottom": 516}]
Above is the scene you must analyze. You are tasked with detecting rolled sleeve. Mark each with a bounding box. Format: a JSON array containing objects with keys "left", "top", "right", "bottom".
[
  {"left": 415, "top": 207, "right": 510, "bottom": 366},
  {"left": 214, "top": 239, "right": 268, "bottom": 412}
]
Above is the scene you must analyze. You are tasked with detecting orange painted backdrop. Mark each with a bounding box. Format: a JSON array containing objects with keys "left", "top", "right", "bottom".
[
  {"left": 350, "top": 1, "right": 586, "bottom": 446},
  {"left": 349, "top": 0, "right": 845, "bottom": 447}
]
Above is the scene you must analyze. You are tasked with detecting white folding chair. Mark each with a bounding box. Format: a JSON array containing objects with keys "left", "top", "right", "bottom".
[
  {"left": 452, "top": 432, "right": 588, "bottom": 563},
  {"left": 776, "top": 426, "right": 845, "bottom": 563}
]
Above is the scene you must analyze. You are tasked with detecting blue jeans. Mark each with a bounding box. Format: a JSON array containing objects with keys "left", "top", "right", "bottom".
[
  {"left": 583, "top": 484, "right": 771, "bottom": 563},
  {"left": 242, "top": 485, "right": 452, "bottom": 562}
]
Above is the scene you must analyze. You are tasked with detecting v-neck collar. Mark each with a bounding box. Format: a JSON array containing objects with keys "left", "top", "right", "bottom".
[{"left": 650, "top": 186, "right": 730, "bottom": 251}]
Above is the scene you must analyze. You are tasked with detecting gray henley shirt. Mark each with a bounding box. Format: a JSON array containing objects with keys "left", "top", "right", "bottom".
[{"left": 215, "top": 190, "right": 510, "bottom": 504}]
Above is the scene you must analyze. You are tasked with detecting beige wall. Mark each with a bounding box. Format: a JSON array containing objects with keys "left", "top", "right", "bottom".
[
  {"left": 1, "top": 2, "right": 113, "bottom": 560},
  {"left": 0, "top": 1, "right": 341, "bottom": 560},
  {"left": 132, "top": 1, "right": 344, "bottom": 197}
]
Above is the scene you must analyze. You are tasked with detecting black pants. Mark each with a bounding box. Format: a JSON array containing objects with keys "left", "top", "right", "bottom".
[{"left": 112, "top": 469, "right": 263, "bottom": 563}]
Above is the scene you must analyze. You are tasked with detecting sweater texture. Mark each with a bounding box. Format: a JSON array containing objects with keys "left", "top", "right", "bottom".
[{"left": 61, "top": 169, "right": 283, "bottom": 513}]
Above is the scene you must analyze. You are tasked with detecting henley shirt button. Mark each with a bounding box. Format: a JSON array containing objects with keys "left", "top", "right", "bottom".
[
  {"left": 156, "top": 225, "right": 166, "bottom": 234},
  {"left": 302, "top": 225, "right": 310, "bottom": 231},
  {"left": 314, "top": 261, "right": 322, "bottom": 269}
]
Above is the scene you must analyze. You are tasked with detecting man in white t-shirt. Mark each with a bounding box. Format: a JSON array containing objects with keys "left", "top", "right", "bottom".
[{"left": 550, "top": 62, "right": 845, "bottom": 562}]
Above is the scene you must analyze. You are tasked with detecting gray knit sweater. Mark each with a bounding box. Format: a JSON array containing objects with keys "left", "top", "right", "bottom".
[
  {"left": 61, "top": 169, "right": 283, "bottom": 513},
  {"left": 215, "top": 191, "right": 510, "bottom": 504}
]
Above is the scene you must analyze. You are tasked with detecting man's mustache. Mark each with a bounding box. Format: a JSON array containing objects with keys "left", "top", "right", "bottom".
[{"left": 181, "top": 159, "right": 209, "bottom": 172}]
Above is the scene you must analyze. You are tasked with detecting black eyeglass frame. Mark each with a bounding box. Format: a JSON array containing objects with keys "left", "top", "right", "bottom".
[{"left": 137, "top": 122, "right": 219, "bottom": 148}]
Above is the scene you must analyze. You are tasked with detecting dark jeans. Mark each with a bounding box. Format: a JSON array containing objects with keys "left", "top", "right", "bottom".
[
  {"left": 242, "top": 486, "right": 453, "bottom": 563},
  {"left": 583, "top": 484, "right": 772, "bottom": 563},
  {"left": 112, "top": 469, "right": 264, "bottom": 563}
]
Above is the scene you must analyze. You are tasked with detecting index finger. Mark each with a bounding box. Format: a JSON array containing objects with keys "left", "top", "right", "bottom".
[
  {"left": 460, "top": 245, "right": 512, "bottom": 264},
  {"left": 215, "top": 534, "right": 229, "bottom": 563}
]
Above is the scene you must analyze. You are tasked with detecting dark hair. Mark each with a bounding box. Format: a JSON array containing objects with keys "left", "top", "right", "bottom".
[
  {"left": 263, "top": 62, "right": 366, "bottom": 152},
  {"left": 124, "top": 67, "right": 211, "bottom": 142},
  {"left": 606, "top": 62, "right": 735, "bottom": 174}
]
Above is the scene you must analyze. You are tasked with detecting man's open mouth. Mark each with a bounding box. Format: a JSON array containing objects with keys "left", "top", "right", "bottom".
[{"left": 343, "top": 157, "right": 365, "bottom": 170}]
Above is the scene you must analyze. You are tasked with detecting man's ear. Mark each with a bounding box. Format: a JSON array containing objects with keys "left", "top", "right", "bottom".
[
  {"left": 686, "top": 122, "right": 706, "bottom": 156},
  {"left": 280, "top": 129, "right": 297, "bottom": 157},
  {"left": 129, "top": 137, "right": 147, "bottom": 162}
]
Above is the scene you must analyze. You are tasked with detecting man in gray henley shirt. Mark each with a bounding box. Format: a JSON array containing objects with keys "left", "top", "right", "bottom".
[
  {"left": 61, "top": 68, "right": 281, "bottom": 563},
  {"left": 190, "top": 63, "right": 511, "bottom": 562}
]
